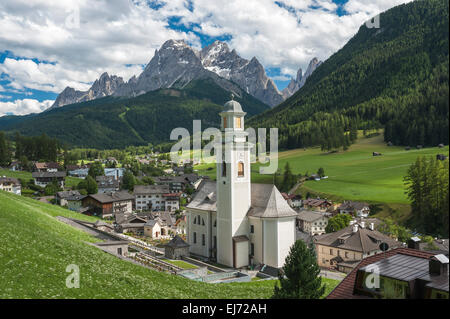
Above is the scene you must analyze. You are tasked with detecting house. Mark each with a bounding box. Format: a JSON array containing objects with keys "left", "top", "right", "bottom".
[
  {"left": 33, "top": 162, "right": 60, "bottom": 172},
  {"left": 114, "top": 214, "right": 147, "bottom": 235},
  {"left": 186, "top": 98, "right": 298, "bottom": 269},
  {"left": 281, "top": 193, "right": 302, "bottom": 208},
  {"left": 93, "top": 220, "right": 114, "bottom": 233},
  {"left": 68, "top": 168, "right": 89, "bottom": 179},
  {"left": 134, "top": 184, "right": 170, "bottom": 211},
  {"left": 408, "top": 237, "right": 449, "bottom": 256},
  {"left": 96, "top": 176, "right": 120, "bottom": 193},
  {"left": 162, "top": 192, "right": 181, "bottom": 212},
  {"left": 95, "top": 241, "right": 129, "bottom": 257},
  {"left": 339, "top": 201, "right": 370, "bottom": 217},
  {"left": 153, "top": 173, "right": 201, "bottom": 192},
  {"left": 327, "top": 248, "right": 449, "bottom": 299},
  {"left": 302, "top": 198, "right": 333, "bottom": 212},
  {"left": 104, "top": 168, "right": 124, "bottom": 180},
  {"left": 297, "top": 211, "right": 329, "bottom": 236},
  {"left": 314, "top": 220, "right": 401, "bottom": 273},
  {"left": 0, "top": 177, "right": 21, "bottom": 195},
  {"left": 82, "top": 191, "right": 134, "bottom": 218},
  {"left": 32, "top": 171, "right": 66, "bottom": 188},
  {"left": 56, "top": 190, "right": 86, "bottom": 211},
  {"left": 175, "top": 216, "right": 187, "bottom": 235},
  {"left": 373, "top": 152, "right": 382, "bottom": 156},
  {"left": 164, "top": 235, "right": 190, "bottom": 259},
  {"left": 8, "top": 161, "right": 21, "bottom": 171},
  {"left": 144, "top": 219, "right": 163, "bottom": 239}
]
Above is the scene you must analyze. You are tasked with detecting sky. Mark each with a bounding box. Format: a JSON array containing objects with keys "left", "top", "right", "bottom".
[{"left": 0, "top": 0, "right": 413, "bottom": 116}]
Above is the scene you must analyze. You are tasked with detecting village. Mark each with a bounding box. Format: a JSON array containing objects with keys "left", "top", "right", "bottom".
[{"left": 1, "top": 98, "right": 448, "bottom": 299}]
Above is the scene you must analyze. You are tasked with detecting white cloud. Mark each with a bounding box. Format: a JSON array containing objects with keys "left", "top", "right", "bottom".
[
  {"left": 0, "top": 98, "right": 54, "bottom": 116},
  {"left": 0, "top": 0, "right": 414, "bottom": 115}
]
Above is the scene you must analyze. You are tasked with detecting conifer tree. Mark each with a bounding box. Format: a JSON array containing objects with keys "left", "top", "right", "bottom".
[{"left": 272, "top": 240, "right": 325, "bottom": 299}]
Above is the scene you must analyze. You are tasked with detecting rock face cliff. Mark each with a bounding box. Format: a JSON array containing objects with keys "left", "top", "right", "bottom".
[
  {"left": 51, "top": 39, "right": 298, "bottom": 109},
  {"left": 281, "top": 58, "right": 323, "bottom": 99},
  {"left": 50, "top": 73, "right": 123, "bottom": 108},
  {"left": 200, "top": 40, "right": 284, "bottom": 107}
]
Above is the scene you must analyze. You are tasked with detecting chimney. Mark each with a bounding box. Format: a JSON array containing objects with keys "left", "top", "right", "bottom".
[
  {"left": 369, "top": 223, "right": 375, "bottom": 231},
  {"left": 429, "top": 254, "right": 449, "bottom": 276},
  {"left": 352, "top": 224, "right": 359, "bottom": 233},
  {"left": 408, "top": 236, "right": 421, "bottom": 250},
  {"left": 360, "top": 221, "right": 365, "bottom": 229}
]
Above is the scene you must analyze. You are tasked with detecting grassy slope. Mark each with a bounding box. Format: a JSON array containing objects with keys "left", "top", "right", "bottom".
[
  {"left": 195, "top": 134, "right": 449, "bottom": 204},
  {"left": 0, "top": 191, "right": 338, "bottom": 298}
]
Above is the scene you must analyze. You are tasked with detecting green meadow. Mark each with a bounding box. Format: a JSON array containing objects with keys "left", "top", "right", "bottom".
[
  {"left": 195, "top": 134, "right": 449, "bottom": 205},
  {"left": 0, "top": 191, "right": 338, "bottom": 298}
]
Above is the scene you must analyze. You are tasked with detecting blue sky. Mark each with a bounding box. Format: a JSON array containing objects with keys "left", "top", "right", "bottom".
[{"left": 0, "top": 0, "right": 411, "bottom": 115}]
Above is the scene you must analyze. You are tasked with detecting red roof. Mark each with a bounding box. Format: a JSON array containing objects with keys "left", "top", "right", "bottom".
[{"left": 326, "top": 247, "right": 435, "bottom": 299}]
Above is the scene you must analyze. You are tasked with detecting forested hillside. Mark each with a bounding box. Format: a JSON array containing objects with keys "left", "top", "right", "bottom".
[
  {"left": 0, "top": 79, "right": 269, "bottom": 149},
  {"left": 249, "top": 0, "right": 449, "bottom": 150}
]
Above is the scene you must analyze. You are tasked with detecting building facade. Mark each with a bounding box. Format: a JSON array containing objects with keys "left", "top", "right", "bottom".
[{"left": 186, "top": 98, "right": 297, "bottom": 269}]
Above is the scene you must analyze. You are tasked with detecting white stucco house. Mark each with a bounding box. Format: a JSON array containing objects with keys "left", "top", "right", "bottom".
[{"left": 186, "top": 98, "right": 297, "bottom": 269}]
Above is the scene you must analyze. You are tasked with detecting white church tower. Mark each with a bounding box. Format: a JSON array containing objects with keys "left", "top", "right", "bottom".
[{"left": 216, "top": 95, "right": 252, "bottom": 268}]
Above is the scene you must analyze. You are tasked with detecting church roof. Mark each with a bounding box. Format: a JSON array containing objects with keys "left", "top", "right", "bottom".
[
  {"left": 187, "top": 181, "right": 297, "bottom": 219},
  {"left": 186, "top": 180, "right": 217, "bottom": 211},
  {"left": 248, "top": 184, "right": 298, "bottom": 218},
  {"left": 223, "top": 100, "right": 243, "bottom": 113}
]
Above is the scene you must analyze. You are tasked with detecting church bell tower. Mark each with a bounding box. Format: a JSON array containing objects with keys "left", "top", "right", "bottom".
[{"left": 216, "top": 95, "right": 252, "bottom": 268}]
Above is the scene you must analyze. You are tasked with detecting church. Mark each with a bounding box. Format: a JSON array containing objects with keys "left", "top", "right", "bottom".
[{"left": 186, "top": 97, "right": 297, "bottom": 269}]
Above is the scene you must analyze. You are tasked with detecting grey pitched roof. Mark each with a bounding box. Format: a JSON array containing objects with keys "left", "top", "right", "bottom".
[
  {"left": 133, "top": 184, "right": 169, "bottom": 195},
  {"left": 314, "top": 224, "right": 401, "bottom": 253},
  {"left": 186, "top": 181, "right": 217, "bottom": 211},
  {"left": 88, "top": 191, "right": 134, "bottom": 203},
  {"left": 145, "top": 219, "right": 160, "bottom": 227},
  {"left": 297, "top": 210, "right": 325, "bottom": 222},
  {"left": 339, "top": 201, "right": 369, "bottom": 211},
  {"left": 165, "top": 235, "right": 189, "bottom": 248},
  {"left": 56, "top": 190, "right": 85, "bottom": 201},
  {"left": 0, "top": 177, "right": 20, "bottom": 185},
  {"left": 248, "top": 184, "right": 298, "bottom": 218},
  {"left": 187, "top": 181, "right": 297, "bottom": 218},
  {"left": 32, "top": 171, "right": 66, "bottom": 178}
]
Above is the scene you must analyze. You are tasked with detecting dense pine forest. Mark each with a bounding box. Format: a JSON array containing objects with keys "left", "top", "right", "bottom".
[
  {"left": 249, "top": 0, "right": 449, "bottom": 150},
  {"left": 404, "top": 156, "right": 449, "bottom": 237}
]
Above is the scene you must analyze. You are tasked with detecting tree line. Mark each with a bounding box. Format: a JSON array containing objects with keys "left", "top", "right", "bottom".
[{"left": 404, "top": 156, "right": 449, "bottom": 237}]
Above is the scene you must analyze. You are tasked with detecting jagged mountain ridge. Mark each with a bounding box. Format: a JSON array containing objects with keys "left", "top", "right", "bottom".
[
  {"left": 281, "top": 57, "right": 322, "bottom": 99},
  {"left": 50, "top": 72, "right": 124, "bottom": 109},
  {"left": 50, "top": 39, "right": 320, "bottom": 109}
]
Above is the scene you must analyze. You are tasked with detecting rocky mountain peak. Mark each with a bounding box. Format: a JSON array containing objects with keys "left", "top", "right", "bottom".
[
  {"left": 51, "top": 39, "right": 289, "bottom": 109},
  {"left": 282, "top": 57, "right": 322, "bottom": 99}
]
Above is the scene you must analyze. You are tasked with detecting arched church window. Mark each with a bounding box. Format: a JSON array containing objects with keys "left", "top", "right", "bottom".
[
  {"left": 238, "top": 162, "right": 244, "bottom": 177},
  {"left": 236, "top": 117, "right": 242, "bottom": 128},
  {"left": 223, "top": 117, "right": 227, "bottom": 129}
]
